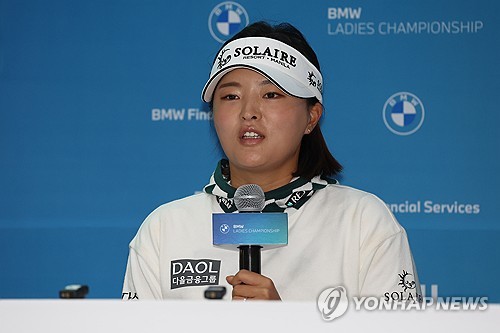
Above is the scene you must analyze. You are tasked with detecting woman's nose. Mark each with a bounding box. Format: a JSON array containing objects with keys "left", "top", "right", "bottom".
[{"left": 240, "top": 101, "right": 261, "bottom": 121}]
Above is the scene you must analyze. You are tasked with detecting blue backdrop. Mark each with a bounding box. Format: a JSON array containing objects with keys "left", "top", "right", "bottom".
[{"left": 1, "top": 0, "right": 499, "bottom": 301}]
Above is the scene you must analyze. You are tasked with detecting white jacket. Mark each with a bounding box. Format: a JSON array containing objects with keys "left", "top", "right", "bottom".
[{"left": 122, "top": 182, "right": 421, "bottom": 302}]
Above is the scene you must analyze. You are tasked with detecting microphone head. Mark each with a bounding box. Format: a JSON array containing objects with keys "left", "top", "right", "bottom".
[{"left": 234, "top": 184, "right": 265, "bottom": 212}]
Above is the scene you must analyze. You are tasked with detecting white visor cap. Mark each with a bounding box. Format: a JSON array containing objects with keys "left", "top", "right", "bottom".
[{"left": 202, "top": 37, "right": 323, "bottom": 103}]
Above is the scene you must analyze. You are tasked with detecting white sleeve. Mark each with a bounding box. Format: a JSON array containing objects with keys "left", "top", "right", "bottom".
[
  {"left": 359, "top": 228, "right": 421, "bottom": 302},
  {"left": 122, "top": 246, "right": 162, "bottom": 300},
  {"left": 122, "top": 210, "right": 163, "bottom": 300},
  {"left": 356, "top": 194, "right": 421, "bottom": 302}
]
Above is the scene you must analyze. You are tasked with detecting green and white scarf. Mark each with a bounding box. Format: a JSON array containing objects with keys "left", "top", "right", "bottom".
[{"left": 204, "top": 159, "right": 338, "bottom": 213}]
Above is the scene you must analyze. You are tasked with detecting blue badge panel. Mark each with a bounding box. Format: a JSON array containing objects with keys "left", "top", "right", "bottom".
[{"left": 212, "top": 213, "right": 288, "bottom": 249}]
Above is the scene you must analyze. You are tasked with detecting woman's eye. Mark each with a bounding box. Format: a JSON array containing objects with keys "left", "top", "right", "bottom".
[
  {"left": 264, "top": 92, "right": 281, "bottom": 99},
  {"left": 222, "top": 94, "right": 238, "bottom": 100}
]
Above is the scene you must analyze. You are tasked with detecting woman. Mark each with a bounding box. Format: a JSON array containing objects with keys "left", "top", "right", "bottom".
[{"left": 122, "top": 21, "right": 421, "bottom": 302}]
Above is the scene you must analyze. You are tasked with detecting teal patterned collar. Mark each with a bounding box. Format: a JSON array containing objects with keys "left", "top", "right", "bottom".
[{"left": 203, "top": 159, "right": 338, "bottom": 213}]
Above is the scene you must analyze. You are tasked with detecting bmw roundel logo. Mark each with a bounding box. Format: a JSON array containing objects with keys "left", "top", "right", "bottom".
[
  {"left": 383, "top": 92, "right": 425, "bottom": 136},
  {"left": 220, "top": 224, "right": 230, "bottom": 234},
  {"left": 208, "top": 2, "right": 249, "bottom": 43}
]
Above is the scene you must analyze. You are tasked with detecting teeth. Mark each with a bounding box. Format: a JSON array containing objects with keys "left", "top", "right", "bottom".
[{"left": 243, "top": 131, "right": 262, "bottom": 138}]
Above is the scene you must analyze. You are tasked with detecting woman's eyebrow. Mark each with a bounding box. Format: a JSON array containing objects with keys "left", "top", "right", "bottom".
[
  {"left": 217, "top": 81, "right": 241, "bottom": 89},
  {"left": 259, "top": 79, "right": 273, "bottom": 86}
]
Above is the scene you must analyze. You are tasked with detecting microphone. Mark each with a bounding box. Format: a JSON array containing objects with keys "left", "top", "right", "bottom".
[
  {"left": 234, "top": 184, "right": 265, "bottom": 273},
  {"left": 212, "top": 184, "right": 288, "bottom": 274}
]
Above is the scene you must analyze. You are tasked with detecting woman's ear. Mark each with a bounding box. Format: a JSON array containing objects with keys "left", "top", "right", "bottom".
[{"left": 305, "top": 102, "right": 323, "bottom": 134}]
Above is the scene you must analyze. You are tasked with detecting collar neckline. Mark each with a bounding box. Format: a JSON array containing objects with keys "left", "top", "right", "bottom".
[{"left": 204, "top": 159, "right": 338, "bottom": 213}]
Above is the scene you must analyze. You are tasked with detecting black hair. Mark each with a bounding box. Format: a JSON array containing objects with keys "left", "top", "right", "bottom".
[{"left": 209, "top": 21, "right": 342, "bottom": 179}]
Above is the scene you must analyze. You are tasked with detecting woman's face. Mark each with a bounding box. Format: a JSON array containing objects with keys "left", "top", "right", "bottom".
[{"left": 212, "top": 68, "right": 320, "bottom": 184}]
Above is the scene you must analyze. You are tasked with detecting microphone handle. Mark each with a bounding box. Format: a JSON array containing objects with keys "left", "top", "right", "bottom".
[{"left": 238, "top": 245, "right": 262, "bottom": 274}]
